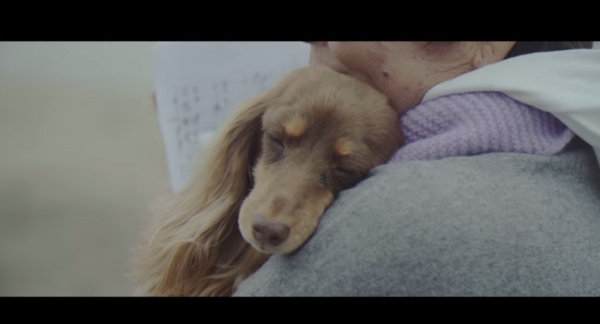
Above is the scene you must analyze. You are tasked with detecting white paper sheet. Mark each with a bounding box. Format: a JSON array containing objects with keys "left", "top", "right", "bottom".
[{"left": 153, "top": 42, "right": 310, "bottom": 192}]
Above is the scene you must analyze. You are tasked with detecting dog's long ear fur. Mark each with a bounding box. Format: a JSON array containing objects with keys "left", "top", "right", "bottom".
[{"left": 135, "top": 86, "right": 288, "bottom": 296}]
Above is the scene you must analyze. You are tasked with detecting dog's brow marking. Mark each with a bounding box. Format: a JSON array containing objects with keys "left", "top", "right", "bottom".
[
  {"left": 334, "top": 139, "right": 353, "bottom": 156},
  {"left": 284, "top": 118, "right": 307, "bottom": 138}
]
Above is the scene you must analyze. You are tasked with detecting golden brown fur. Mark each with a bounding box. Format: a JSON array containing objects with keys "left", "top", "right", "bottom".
[{"left": 135, "top": 66, "right": 403, "bottom": 296}]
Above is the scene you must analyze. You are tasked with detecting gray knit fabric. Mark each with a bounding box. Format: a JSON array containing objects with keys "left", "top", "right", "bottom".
[{"left": 234, "top": 138, "right": 600, "bottom": 296}]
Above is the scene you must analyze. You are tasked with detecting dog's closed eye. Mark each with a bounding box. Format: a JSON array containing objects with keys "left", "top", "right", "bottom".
[
  {"left": 263, "top": 134, "right": 285, "bottom": 163},
  {"left": 331, "top": 164, "right": 366, "bottom": 191},
  {"left": 320, "top": 167, "right": 361, "bottom": 190},
  {"left": 334, "top": 166, "right": 355, "bottom": 176},
  {"left": 268, "top": 134, "right": 284, "bottom": 149}
]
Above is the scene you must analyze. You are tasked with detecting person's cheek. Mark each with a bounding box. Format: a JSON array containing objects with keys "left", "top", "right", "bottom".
[
  {"left": 327, "top": 42, "right": 353, "bottom": 67},
  {"left": 329, "top": 42, "right": 383, "bottom": 83},
  {"left": 308, "top": 44, "right": 350, "bottom": 73}
]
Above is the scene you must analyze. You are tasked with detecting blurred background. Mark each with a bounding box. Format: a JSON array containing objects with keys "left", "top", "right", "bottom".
[{"left": 0, "top": 42, "right": 165, "bottom": 296}]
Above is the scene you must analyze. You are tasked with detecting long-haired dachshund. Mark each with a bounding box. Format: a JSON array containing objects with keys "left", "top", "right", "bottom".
[{"left": 135, "top": 66, "right": 403, "bottom": 296}]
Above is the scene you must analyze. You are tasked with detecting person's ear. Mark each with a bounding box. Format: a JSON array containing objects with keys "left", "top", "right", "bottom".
[{"left": 472, "top": 42, "right": 516, "bottom": 68}]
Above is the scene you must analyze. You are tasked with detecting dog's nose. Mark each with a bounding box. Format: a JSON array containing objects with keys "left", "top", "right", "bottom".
[{"left": 252, "top": 217, "right": 290, "bottom": 247}]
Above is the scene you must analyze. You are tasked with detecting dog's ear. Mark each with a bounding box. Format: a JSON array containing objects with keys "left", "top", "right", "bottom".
[
  {"left": 135, "top": 87, "right": 287, "bottom": 296},
  {"left": 207, "top": 95, "right": 269, "bottom": 195}
]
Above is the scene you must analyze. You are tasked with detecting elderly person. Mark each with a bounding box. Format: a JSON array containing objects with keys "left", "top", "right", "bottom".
[{"left": 231, "top": 42, "right": 600, "bottom": 296}]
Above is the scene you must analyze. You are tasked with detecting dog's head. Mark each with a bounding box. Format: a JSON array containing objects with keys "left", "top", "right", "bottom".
[
  {"left": 136, "top": 66, "right": 403, "bottom": 296},
  {"left": 238, "top": 66, "right": 403, "bottom": 254}
]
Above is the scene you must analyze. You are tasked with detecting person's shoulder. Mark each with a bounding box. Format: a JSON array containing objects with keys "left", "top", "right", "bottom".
[
  {"left": 323, "top": 138, "right": 599, "bottom": 233},
  {"left": 350, "top": 138, "right": 597, "bottom": 208},
  {"left": 339, "top": 152, "right": 550, "bottom": 214}
]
